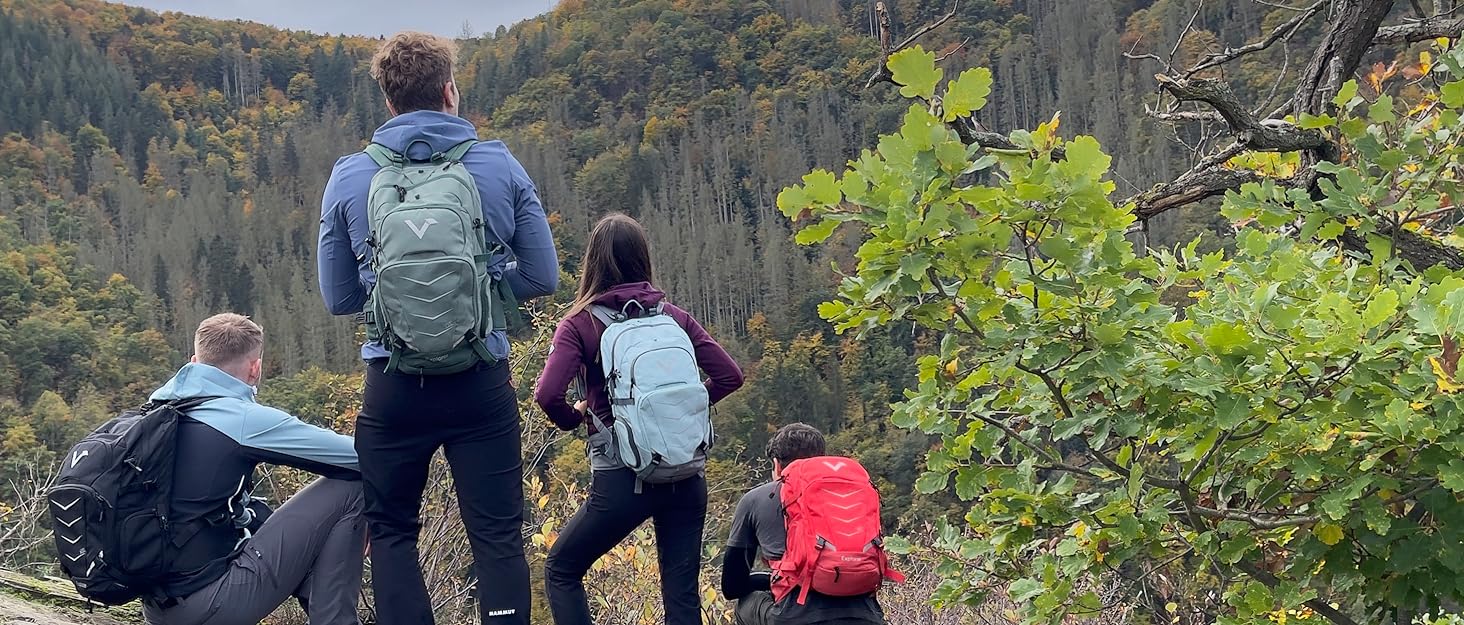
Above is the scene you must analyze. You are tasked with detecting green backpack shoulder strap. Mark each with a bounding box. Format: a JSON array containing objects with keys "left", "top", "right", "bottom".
[
  {"left": 363, "top": 139, "right": 476, "bottom": 167},
  {"left": 442, "top": 139, "right": 477, "bottom": 162},
  {"left": 363, "top": 143, "right": 403, "bottom": 168}
]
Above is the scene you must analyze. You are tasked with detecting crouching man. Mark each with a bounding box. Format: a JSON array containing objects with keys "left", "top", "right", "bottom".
[{"left": 143, "top": 313, "right": 364, "bottom": 625}]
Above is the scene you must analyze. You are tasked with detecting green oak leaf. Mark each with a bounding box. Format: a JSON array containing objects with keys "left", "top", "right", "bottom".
[
  {"left": 888, "top": 47, "right": 942, "bottom": 101},
  {"left": 943, "top": 67, "right": 993, "bottom": 121},
  {"left": 794, "top": 219, "right": 839, "bottom": 245}
]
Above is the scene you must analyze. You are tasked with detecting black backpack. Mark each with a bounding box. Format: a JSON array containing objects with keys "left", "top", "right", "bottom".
[{"left": 48, "top": 396, "right": 215, "bottom": 605}]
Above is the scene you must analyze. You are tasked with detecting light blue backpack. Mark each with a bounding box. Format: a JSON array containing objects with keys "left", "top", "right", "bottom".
[{"left": 588, "top": 300, "right": 711, "bottom": 489}]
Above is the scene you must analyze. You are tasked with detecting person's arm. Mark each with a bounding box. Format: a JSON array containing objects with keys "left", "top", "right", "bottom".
[
  {"left": 236, "top": 405, "right": 360, "bottom": 480},
  {"left": 317, "top": 160, "right": 369, "bottom": 315},
  {"left": 501, "top": 151, "right": 559, "bottom": 299},
  {"left": 722, "top": 490, "right": 768, "bottom": 600},
  {"left": 675, "top": 308, "right": 745, "bottom": 405},
  {"left": 721, "top": 545, "right": 762, "bottom": 600},
  {"left": 534, "top": 319, "right": 586, "bottom": 431}
]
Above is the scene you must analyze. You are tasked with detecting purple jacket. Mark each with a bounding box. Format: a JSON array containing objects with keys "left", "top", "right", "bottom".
[{"left": 534, "top": 282, "right": 744, "bottom": 431}]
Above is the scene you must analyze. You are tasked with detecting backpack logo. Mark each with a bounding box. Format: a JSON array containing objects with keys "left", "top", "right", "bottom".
[
  {"left": 70, "top": 450, "right": 89, "bottom": 468},
  {"left": 822, "top": 460, "right": 848, "bottom": 471},
  {"left": 404, "top": 218, "right": 439, "bottom": 239}
]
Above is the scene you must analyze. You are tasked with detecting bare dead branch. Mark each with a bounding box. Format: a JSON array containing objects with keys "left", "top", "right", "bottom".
[
  {"left": 1340, "top": 221, "right": 1464, "bottom": 269},
  {"left": 1125, "top": 168, "right": 1264, "bottom": 220},
  {"left": 1190, "top": 506, "right": 1321, "bottom": 528},
  {"left": 937, "top": 37, "right": 971, "bottom": 62},
  {"left": 1168, "top": 1, "right": 1207, "bottom": 72},
  {"left": 1156, "top": 75, "right": 1329, "bottom": 152},
  {"left": 1373, "top": 15, "right": 1464, "bottom": 43},
  {"left": 1293, "top": 0, "right": 1395, "bottom": 117},
  {"left": 1147, "top": 109, "right": 1224, "bottom": 123},
  {"left": 1141, "top": 109, "right": 1223, "bottom": 122},
  {"left": 1252, "top": 0, "right": 1318, "bottom": 10},
  {"left": 864, "top": 1, "right": 959, "bottom": 89},
  {"left": 1187, "top": 0, "right": 1325, "bottom": 77},
  {"left": 891, "top": 1, "right": 960, "bottom": 55},
  {"left": 1238, "top": 562, "right": 1362, "bottom": 625}
]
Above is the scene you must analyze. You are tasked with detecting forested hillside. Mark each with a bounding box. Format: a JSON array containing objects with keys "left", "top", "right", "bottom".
[
  {"left": 0, "top": 0, "right": 1306, "bottom": 479},
  {"left": 2, "top": 0, "right": 1431, "bottom": 621}
]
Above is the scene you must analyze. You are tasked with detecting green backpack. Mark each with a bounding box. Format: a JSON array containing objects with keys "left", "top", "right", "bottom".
[{"left": 362, "top": 138, "right": 506, "bottom": 375}]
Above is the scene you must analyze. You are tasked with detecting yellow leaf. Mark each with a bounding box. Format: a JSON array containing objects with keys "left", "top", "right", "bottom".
[
  {"left": 944, "top": 358, "right": 960, "bottom": 379},
  {"left": 1431, "top": 357, "right": 1464, "bottom": 393},
  {"left": 1314, "top": 522, "right": 1344, "bottom": 546},
  {"left": 537, "top": 494, "right": 549, "bottom": 509},
  {"left": 1073, "top": 521, "right": 1088, "bottom": 538}
]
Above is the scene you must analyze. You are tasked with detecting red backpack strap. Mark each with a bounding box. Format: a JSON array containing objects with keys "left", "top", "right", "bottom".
[{"left": 881, "top": 541, "right": 906, "bottom": 583}]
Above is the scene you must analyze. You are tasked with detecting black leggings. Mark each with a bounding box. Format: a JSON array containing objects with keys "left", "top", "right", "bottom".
[
  {"left": 544, "top": 468, "right": 708, "bottom": 625},
  {"left": 356, "top": 360, "right": 529, "bottom": 625}
]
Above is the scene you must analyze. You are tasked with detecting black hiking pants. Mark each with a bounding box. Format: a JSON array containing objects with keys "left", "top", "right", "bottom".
[
  {"left": 544, "top": 467, "right": 708, "bottom": 625},
  {"left": 356, "top": 360, "right": 529, "bottom": 625}
]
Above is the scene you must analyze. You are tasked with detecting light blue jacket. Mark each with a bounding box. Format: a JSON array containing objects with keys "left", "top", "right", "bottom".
[{"left": 151, "top": 362, "right": 358, "bottom": 474}]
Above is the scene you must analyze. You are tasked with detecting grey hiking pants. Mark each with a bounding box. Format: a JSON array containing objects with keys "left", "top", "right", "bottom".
[{"left": 143, "top": 477, "right": 366, "bottom": 625}]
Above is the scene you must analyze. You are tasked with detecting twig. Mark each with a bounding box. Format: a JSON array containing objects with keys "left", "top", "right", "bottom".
[
  {"left": 863, "top": 1, "right": 960, "bottom": 89},
  {"left": 1186, "top": 0, "right": 1324, "bottom": 77},
  {"left": 1168, "top": 1, "right": 1206, "bottom": 73}
]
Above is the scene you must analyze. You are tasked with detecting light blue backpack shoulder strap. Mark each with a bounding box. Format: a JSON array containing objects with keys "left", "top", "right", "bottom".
[{"left": 590, "top": 304, "right": 621, "bottom": 328}]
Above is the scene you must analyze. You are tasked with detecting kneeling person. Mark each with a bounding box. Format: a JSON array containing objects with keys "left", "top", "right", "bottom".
[
  {"left": 144, "top": 314, "right": 365, "bottom": 625},
  {"left": 722, "top": 423, "right": 895, "bottom": 625}
]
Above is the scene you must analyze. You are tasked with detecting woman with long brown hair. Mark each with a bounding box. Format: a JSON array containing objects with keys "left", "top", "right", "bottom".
[{"left": 534, "top": 213, "right": 744, "bottom": 624}]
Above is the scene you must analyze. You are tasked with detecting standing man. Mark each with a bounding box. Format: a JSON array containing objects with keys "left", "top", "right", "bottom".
[{"left": 317, "top": 31, "right": 558, "bottom": 625}]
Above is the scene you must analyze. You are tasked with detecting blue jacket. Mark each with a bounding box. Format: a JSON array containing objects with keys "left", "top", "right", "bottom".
[
  {"left": 150, "top": 362, "right": 359, "bottom": 596},
  {"left": 317, "top": 111, "right": 559, "bottom": 361}
]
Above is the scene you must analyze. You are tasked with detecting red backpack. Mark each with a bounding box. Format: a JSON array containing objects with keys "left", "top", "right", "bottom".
[{"left": 771, "top": 456, "right": 904, "bottom": 604}]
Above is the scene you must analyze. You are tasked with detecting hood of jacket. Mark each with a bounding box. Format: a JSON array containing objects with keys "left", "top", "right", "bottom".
[
  {"left": 591, "top": 282, "right": 667, "bottom": 316},
  {"left": 370, "top": 110, "right": 478, "bottom": 161},
  {"left": 149, "top": 362, "right": 256, "bottom": 403}
]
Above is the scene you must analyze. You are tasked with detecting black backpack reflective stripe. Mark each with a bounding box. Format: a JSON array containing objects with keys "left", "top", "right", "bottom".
[{"left": 48, "top": 396, "right": 216, "bottom": 605}]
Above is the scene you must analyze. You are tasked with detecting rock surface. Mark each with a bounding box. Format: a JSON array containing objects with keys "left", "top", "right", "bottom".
[{"left": 0, "top": 571, "right": 138, "bottom": 625}]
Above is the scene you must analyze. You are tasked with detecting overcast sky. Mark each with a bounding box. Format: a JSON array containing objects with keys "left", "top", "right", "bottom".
[{"left": 118, "top": 1, "right": 556, "bottom": 38}]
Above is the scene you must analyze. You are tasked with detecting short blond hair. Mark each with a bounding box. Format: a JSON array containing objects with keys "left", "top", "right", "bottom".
[
  {"left": 370, "top": 31, "right": 457, "bottom": 113},
  {"left": 194, "top": 313, "right": 263, "bottom": 367}
]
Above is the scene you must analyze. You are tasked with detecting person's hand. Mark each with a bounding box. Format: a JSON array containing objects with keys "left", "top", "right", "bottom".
[{"left": 574, "top": 399, "right": 588, "bottom": 414}]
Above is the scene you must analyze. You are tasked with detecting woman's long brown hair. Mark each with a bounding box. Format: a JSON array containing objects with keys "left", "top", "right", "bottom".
[{"left": 567, "top": 213, "right": 655, "bottom": 317}]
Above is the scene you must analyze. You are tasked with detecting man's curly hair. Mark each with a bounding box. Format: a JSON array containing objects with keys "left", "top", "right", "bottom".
[{"left": 370, "top": 31, "right": 457, "bottom": 114}]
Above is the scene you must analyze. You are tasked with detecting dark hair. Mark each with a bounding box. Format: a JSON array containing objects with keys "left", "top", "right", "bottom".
[
  {"left": 568, "top": 213, "right": 654, "bottom": 316},
  {"left": 370, "top": 31, "right": 456, "bottom": 114},
  {"left": 766, "top": 423, "right": 826, "bottom": 465}
]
